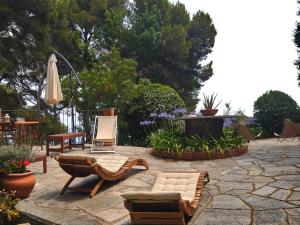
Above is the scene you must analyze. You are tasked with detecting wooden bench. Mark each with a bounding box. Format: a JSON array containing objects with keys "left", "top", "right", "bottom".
[
  {"left": 32, "top": 154, "right": 47, "bottom": 173},
  {"left": 46, "top": 132, "right": 86, "bottom": 156}
]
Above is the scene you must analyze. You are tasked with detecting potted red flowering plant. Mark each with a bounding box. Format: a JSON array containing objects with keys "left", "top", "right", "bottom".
[
  {"left": 0, "top": 145, "right": 36, "bottom": 199},
  {"left": 3, "top": 159, "right": 31, "bottom": 173}
]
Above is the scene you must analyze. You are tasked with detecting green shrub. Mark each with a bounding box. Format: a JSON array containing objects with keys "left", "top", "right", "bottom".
[
  {"left": 253, "top": 90, "right": 300, "bottom": 136},
  {"left": 0, "top": 85, "right": 25, "bottom": 111},
  {"left": 125, "top": 83, "right": 185, "bottom": 146},
  {"left": 149, "top": 127, "right": 247, "bottom": 154},
  {"left": 0, "top": 190, "right": 20, "bottom": 225}
]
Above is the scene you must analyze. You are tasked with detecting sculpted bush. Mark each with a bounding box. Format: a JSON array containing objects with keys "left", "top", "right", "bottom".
[{"left": 254, "top": 90, "right": 300, "bottom": 136}]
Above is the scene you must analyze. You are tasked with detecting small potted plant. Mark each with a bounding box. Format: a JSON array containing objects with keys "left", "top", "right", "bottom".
[
  {"left": 0, "top": 145, "right": 36, "bottom": 199},
  {"left": 200, "top": 93, "right": 222, "bottom": 116}
]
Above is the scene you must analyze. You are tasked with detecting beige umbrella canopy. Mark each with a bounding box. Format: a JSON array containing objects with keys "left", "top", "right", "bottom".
[{"left": 45, "top": 54, "right": 63, "bottom": 105}]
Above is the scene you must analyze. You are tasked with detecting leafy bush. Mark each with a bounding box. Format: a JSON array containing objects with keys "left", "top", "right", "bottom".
[
  {"left": 253, "top": 90, "right": 300, "bottom": 136},
  {"left": 125, "top": 83, "right": 186, "bottom": 146},
  {"left": 149, "top": 129, "right": 185, "bottom": 153},
  {"left": 142, "top": 84, "right": 185, "bottom": 113},
  {"left": 0, "top": 190, "right": 20, "bottom": 225},
  {"left": 0, "top": 85, "right": 25, "bottom": 111},
  {"left": 149, "top": 127, "right": 247, "bottom": 154}
]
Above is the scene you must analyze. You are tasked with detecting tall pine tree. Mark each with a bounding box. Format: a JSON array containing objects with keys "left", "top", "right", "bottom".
[
  {"left": 295, "top": 0, "right": 300, "bottom": 84},
  {"left": 120, "top": 0, "right": 217, "bottom": 109}
]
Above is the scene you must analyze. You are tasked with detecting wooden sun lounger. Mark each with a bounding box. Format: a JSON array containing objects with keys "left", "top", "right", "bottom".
[
  {"left": 55, "top": 154, "right": 149, "bottom": 198},
  {"left": 122, "top": 171, "right": 209, "bottom": 225}
]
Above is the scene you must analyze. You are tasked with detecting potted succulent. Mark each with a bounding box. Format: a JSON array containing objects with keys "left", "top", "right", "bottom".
[
  {"left": 200, "top": 93, "right": 222, "bottom": 116},
  {"left": 0, "top": 145, "right": 36, "bottom": 199}
]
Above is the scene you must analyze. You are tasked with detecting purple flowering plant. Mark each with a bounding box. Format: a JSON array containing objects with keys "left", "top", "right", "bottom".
[{"left": 140, "top": 107, "right": 188, "bottom": 136}]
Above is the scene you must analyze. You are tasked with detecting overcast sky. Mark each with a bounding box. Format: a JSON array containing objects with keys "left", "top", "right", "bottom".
[{"left": 171, "top": 0, "right": 299, "bottom": 116}]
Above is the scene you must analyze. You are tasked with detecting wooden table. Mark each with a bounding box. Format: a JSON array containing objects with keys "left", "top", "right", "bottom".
[
  {"left": 46, "top": 132, "right": 86, "bottom": 156},
  {"left": 15, "top": 121, "right": 41, "bottom": 148},
  {"left": 0, "top": 120, "right": 41, "bottom": 146}
]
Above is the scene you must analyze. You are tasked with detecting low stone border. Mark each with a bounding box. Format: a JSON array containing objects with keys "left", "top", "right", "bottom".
[{"left": 151, "top": 146, "right": 248, "bottom": 161}]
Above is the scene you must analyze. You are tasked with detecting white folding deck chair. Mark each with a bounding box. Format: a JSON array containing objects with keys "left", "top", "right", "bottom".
[{"left": 91, "top": 116, "right": 117, "bottom": 153}]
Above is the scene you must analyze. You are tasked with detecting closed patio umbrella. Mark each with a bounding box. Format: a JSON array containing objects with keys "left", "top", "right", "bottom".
[{"left": 45, "top": 54, "right": 63, "bottom": 105}]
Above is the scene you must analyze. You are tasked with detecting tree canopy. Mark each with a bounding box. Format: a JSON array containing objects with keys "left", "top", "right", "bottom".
[
  {"left": 254, "top": 90, "right": 300, "bottom": 136},
  {"left": 295, "top": 0, "right": 300, "bottom": 84},
  {"left": 0, "top": 0, "right": 217, "bottom": 144},
  {"left": 120, "top": 0, "right": 217, "bottom": 109}
]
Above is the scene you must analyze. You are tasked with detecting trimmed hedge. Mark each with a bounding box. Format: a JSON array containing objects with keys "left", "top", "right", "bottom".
[
  {"left": 126, "top": 83, "right": 185, "bottom": 146},
  {"left": 253, "top": 90, "right": 300, "bottom": 136}
]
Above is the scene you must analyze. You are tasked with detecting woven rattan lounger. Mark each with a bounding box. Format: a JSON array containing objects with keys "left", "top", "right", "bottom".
[
  {"left": 274, "top": 119, "right": 300, "bottom": 142},
  {"left": 234, "top": 122, "right": 262, "bottom": 143},
  {"left": 121, "top": 171, "right": 209, "bottom": 225},
  {"left": 55, "top": 154, "right": 149, "bottom": 198}
]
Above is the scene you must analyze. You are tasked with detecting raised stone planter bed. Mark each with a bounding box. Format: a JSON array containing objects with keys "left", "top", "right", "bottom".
[{"left": 151, "top": 146, "right": 248, "bottom": 161}]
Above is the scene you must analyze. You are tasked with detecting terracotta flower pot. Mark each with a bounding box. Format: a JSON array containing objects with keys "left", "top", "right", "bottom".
[
  {"left": 103, "top": 108, "right": 115, "bottom": 116},
  {"left": 0, "top": 170, "right": 36, "bottom": 199},
  {"left": 200, "top": 109, "right": 218, "bottom": 116}
]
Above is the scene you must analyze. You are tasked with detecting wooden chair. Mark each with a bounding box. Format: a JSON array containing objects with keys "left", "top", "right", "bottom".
[
  {"left": 55, "top": 154, "right": 149, "bottom": 198},
  {"left": 121, "top": 171, "right": 209, "bottom": 225},
  {"left": 274, "top": 119, "right": 300, "bottom": 142},
  {"left": 91, "top": 116, "right": 118, "bottom": 153},
  {"left": 234, "top": 122, "right": 262, "bottom": 143}
]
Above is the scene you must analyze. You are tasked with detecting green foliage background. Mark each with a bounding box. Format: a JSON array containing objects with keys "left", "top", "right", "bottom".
[
  {"left": 0, "top": 0, "right": 217, "bottom": 145},
  {"left": 124, "top": 83, "right": 185, "bottom": 146},
  {"left": 294, "top": 0, "right": 300, "bottom": 84},
  {"left": 254, "top": 90, "right": 300, "bottom": 136}
]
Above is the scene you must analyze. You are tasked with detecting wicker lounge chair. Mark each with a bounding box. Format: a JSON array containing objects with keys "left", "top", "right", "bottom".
[
  {"left": 234, "top": 122, "right": 262, "bottom": 142},
  {"left": 55, "top": 154, "right": 149, "bottom": 198},
  {"left": 274, "top": 119, "right": 300, "bottom": 142},
  {"left": 91, "top": 116, "right": 117, "bottom": 153},
  {"left": 121, "top": 171, "right": 209, "bottom": 225}
]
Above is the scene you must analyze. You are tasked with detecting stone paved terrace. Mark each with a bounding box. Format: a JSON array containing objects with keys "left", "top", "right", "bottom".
[{"left": 18, "top": 139, "right": 300, "bottom": 225}]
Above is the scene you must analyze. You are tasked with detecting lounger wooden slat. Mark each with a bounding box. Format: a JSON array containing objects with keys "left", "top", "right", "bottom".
[
  {"left": 55, "top": 154, "right": 149, "bottom": 198},
  {"left": 130, "top": 212, "right": 183, "bottom": 218},
  {"left": 131, "top": 218, "right": 185, "bottom": 225}
]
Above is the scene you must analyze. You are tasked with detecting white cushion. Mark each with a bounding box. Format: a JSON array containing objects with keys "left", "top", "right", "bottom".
[
  {"left": 56, "top": 154, "right": 97, "bottom": 165},
  {"left": 96, "top": 116, "right": 117, "bottom": 140},
  {"left": 151, "top": 173, "right": 199, "bottom": 203},
  {"left": 121, "top": 192, "right": 182, "bottom": 202},
  {"left": 93, "top": 155, "right": 128, "bottom": 173}
]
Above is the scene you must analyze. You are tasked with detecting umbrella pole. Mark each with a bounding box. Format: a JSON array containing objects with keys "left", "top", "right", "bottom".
[
  {"left": 70, "top": 71, "right": 75, "bottom": 133},
  {"left": 51, "top": 50, "right": 81, "bottom": 135}
]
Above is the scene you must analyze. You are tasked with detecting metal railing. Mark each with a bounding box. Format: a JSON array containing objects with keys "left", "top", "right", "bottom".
[{"left": 0, "top": 109, "right": 104, "bottom": 143}]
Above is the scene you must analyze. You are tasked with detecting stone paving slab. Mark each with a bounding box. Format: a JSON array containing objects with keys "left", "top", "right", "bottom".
[{"left": 17, "top": 138, "right": 300, "bottom": 225}]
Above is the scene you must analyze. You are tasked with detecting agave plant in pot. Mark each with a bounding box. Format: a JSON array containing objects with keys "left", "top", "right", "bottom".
[
  {"left": 200, "top": 93, "right": 222, "bottom": 116},
  {"left": 0, "top": 145, "right": 36, "bottom": 199}
]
